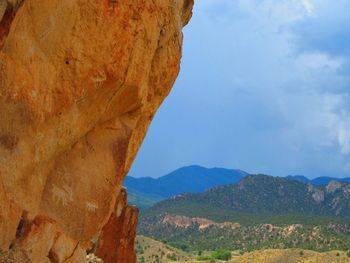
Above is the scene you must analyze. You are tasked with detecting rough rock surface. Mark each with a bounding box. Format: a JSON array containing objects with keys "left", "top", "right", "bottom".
[
  {"left": 326, "top": 181, "right": 342, "bottom": 193},
  {"left": 162, "top": 214, "right": 241, "bottom": 230},
  {"left": 0, "top": 0, "right": 193, "bottom": 262},
  {"left": 308, "top": 184, "right": 325, "bottom": 204},
  {"left": 95, "top": 189, "right": 138, "bottom": 263}
]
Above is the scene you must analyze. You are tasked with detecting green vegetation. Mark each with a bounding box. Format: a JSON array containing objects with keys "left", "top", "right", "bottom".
[
  {"left": 139, "top": 217, "right": 350, "bottom": 252},
  {"left": 141, "top": 203, "right": 350, "bottom": 227},
  {"left": 136, "top": 235, "right": 350, "bottom": 263},
  {"left": 167, "top": 241, "right": 190, "bottom": 252},
  {"left": 166, "top": 253, "right": 177, "bottom": 261},
  {"left": 127, "top": 189, "right": 163, "bottom": 209},
  {"left": 135, "top": 235, "right": 193, "bottom": 263},
  {"left": 145, "top": 175, "right": 350, "bottom": 218},
  {"left": 197, "top": 249, "right": 232, "bottom": 261},
  {"left": 138, "top": 175, "right": 350, "bottom": 254}
]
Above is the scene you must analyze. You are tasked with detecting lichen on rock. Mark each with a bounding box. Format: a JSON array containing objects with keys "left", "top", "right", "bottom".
[{"left": 0, "top": 0, "right": 193, "bottom": 262}]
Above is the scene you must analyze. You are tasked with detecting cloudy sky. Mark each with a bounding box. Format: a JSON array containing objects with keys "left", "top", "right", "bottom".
[{"left": 129, "top": 0, "right": 350, "bottom": 178}]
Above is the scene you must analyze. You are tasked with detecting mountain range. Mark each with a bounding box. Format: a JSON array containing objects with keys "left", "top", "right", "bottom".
[
  {"left": 124, "top": 165, "right": 350, "bottom": 208},
  {"left": 286, "top": 175, "right": 350, "bottom": 185},
  {"left": 124, "top": 165, "right": 247, "bottom": 208},
  {"left": 138, "top": 175, "right": 350, "bottom": 252},
  {"left": 144, "top": 175, "right": 350, "bottom": 218}
]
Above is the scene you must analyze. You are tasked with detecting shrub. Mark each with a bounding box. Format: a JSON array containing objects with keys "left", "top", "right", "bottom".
[
  {"left": 212, "top": 249, "right": 232, "bottom": 260},
  {"left": 198, "top": 249, "right": 232, "bottom": 261},
  {"left": 168, "top": 241, "right": 190, "bottom": 252},
  {"left": 167, "top": 253, "right": 177, "bottom": 261},
  {"left": 197, "top": 256, "right": 212, "bottom": 261}
]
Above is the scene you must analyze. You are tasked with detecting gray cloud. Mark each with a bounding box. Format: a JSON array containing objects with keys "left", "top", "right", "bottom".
[{"left": 129, "top": 0, "right": 350, "bottom": 178}]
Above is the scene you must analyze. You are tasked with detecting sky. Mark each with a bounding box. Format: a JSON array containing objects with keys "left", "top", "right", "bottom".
[{"left": 128, "top": 0, "right": 350, "bottom": 179}]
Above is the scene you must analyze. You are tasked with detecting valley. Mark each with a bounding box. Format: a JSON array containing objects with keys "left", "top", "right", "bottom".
[
  {"left": 136, "top": 235, "right": 350, "bottom": 263},
  {"left": 130, "top": 167, "right": 350, "bottom": 262}
]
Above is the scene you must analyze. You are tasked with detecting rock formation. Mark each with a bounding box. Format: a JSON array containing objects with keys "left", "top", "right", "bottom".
[
  {"left": 162, "top": 214, "right": 241, "bottom": 230},
  {"left": 0, "top": 0, "right": 193, "bottom": 262},
  {"left": 95, "top": 189, "right": 138, "bottom": 263},
  {"left": 326, "top": 181, "right": 342, "bottom": 193}
]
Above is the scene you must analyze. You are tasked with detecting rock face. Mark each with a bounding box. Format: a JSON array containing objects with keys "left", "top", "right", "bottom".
[
  {"left": 326, "top": 181, "right": 342, "bottom": 193},
  {"left": 162, "top": 214, "right": 241, "bottom": 230},
  {"left": 308, "top": 185, "right": 325, "bottom": 204},
  {"left": 95, "top": 189, "right": 138, "bottom": 263},
  {"left": 0, "top": 0, "right": 193, "bottom": 262}
]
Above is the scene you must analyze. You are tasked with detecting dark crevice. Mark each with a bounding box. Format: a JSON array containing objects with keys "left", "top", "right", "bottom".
[
  {"left": 0, "top": 0, "right": 26, "bottom": 50},
  {"left": 62, "top": 242, "right": 80, "bottom": 263},
  {"left": 48, "top": 250, "right": 58, "bottom": 263},
  {"left": 15, "top": 211, "right": 29, "bottom": 239},
  {"left": 8, "top": 211, "right": 28, "bottom": 250},
  {"left": 86, "top": 240, "right": 98, "bottom": 255},
  {"left": 15, "top": 217, "right": 26, "bottom": 239}
]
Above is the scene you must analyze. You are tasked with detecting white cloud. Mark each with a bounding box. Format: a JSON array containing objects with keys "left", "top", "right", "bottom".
[
  {"left": 338, "top": 126, "right": 350, "bottom": 154},
  {"left": 296, "top": 52, "right": 344, "bottom": 71},
  {"left": 319, "top": 94, "right": 350, "bottom": 155},
  {"left": 196, "top": 0, "right": 350, "bottom": 156},
  {"left": 301, "top": 0, "right": 315, "bottom": 15}
]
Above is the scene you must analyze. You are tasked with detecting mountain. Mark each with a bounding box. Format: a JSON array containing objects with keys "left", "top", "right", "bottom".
[
  {"left": 285, "top": 175, "right": 310, "bottom": 184},
  {"left": 124, "top": 165, "right": 248, "bottom": 208},
  {"left": 312, "top": 177, "right": 350, "bottom": 185},
  {"left": 138, "top": 175, "right": 350, "bottom": 252},
  {"left": 145, "top": 175, "right": 350, "bottom": 217},
  {"left": 125, "top": 165, "right": 350, "bottom": 209},
  {"left": 286, "top": 175, "right": 350, "bottom": 186}
]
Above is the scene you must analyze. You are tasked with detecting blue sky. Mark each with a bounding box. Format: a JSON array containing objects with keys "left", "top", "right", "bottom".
[{"left": 129, "top": 0, "right": 350, "bottom": 178}]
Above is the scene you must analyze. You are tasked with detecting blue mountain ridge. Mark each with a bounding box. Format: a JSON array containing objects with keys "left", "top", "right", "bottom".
[
  {"left": 124, "top": 165, "right": 247, "bottom": 198},
  {"left": 124, "top": 165, "right": 350, "bottom": 208},
  {"left": 286, "top": 175, "right": 350, "bottom": 185}
]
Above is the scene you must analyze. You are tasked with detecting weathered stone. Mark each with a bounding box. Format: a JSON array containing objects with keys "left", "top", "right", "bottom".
[
  {"left": 63, "top": 245, "right": 86, "bottom": 263},
  {"left": 308, "top": 184, "right": 325, "bottom": 204},
  {"left": 0, "top": 182, "right": 22, "bottom": 251},
  {"left": 96, "top": 189, "right": 139, "bottom": 263},
  {"left": 10, "top": 216, "right": 57, "bottom": 263},
  {"left": 0, "top": 0, "right": 193, "bottom": 262},
  {"left": 326, "top": 180, "right": 342, "bottom": 193},
  {"left": 49, "top": 232, "right": 85, "bottom": 263}
]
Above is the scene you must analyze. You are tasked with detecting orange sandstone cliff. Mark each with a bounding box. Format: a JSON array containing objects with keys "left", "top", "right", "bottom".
[{"left": 0, "top": 0, "right": 193, "bottom": 262}]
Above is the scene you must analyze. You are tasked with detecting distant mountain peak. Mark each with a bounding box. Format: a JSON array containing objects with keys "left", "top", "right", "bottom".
[
  {"left": 286, "top": 175, "right": 350, "bottom": 186},
  {"left": 124, "top": 165, "right": 248, "bottom": 208}
]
